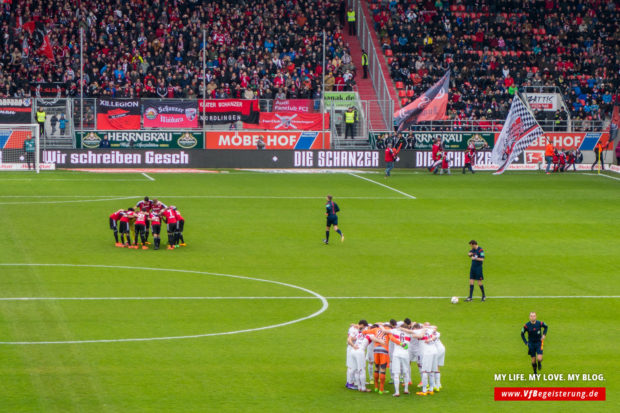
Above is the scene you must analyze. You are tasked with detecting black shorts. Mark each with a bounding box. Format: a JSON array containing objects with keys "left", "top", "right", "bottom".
[
  {"left": 326, "top": 215, "right": 338, "bottom": 227},
  {"left": 119, "top": 221, "right": 129, "bottom": 234},
  {"left": 109, "top": 218, "right": 117, "bottom": 230},
  {"left": 177, "top": 220, "right": 184, "bottom": 232},
  {"left": 135, "top": 223, "right": 146, "bottom": 234},
  {"left": 167, "top": 222, "right": 178, "bottom": 233},
  {"left": 528, "top": 342, "right": 543, "bottom": 356},
  {"left": 151, "top": 224, "right": 161, "bottom": 235},
  {"left": 469, "top": 268, "right": 483, "bottom": 280}
]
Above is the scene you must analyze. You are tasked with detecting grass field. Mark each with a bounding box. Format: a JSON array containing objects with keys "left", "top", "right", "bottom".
[{"left": 0, "top": 169, "right": 618, "bottom": 412}]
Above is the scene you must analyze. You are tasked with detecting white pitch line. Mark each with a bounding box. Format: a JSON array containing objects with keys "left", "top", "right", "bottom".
[
  {"left": 348, "top": 294, "right": 615, "bottom": 299},
  {"left": 0, "top": 296, "right": 314, "bottom": 301},
  {"left": 0, "top": 179, "right": 147, "bottom": 182},
  {"left": 142, "top": 172, "right": 155, "bottom": 181},
  {"left": 0, "top": 195, "right": 406, "bottom": 205},
  {"left": 0, "top": 196, "right": 137, "bottom": 205},
  {"left": 1, "top": 295, "right": 618, "bottom": 301},
  {"left": 0, "top": 263, "right": 328, "bottom": 345},
  {"left": 349, "top": 173, "right": 416, "bottom": 199},
  {"left": 583, "top": 172, "right": 620, "bottom": 182}
]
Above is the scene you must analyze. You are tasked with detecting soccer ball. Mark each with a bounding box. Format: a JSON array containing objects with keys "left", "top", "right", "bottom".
[{"left": 451, "top": 296, "right": 459, "bottom": 304}]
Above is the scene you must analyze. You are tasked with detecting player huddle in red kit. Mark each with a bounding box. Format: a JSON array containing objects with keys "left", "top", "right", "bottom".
[{"left": 108, "top": 197, "right": 185, "bottom": 250}]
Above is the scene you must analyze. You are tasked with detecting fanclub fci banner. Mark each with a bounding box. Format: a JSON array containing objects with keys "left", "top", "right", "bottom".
[
  {"left": 0, "top": 98, "right": 32, "bottom": 123},
  {"left": 273, "top": 99, "right": 316, "bottom": 112},
  {"left": 96, "top": 99, "right": 140, "bottom": 130},
  {"left": 198, "top": 99, "right": 259, "bottom": 125},
  {"left": 205, "top": 131, "right": 330, "bottom": 149},
  {"left": 248, "top": 112, "right": 329, "bottom": 130},
  {"left": 143, "top": 99, "right": 199, "bottom": 128}
]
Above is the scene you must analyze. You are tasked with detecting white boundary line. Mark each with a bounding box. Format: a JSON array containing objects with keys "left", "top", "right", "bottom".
[
  {"left": 349, "top": 173, "right": 416, "bottom": 199},
  {"left": 0, "top": 263, "right": 328, "bottom": 345},
  {"left": 142, "top": 172, "right": 155, "bottom": 181},
  {"left": 0, "top": 179, "right": 147, "bottom": 182},
  {"left": 582, "top": 172, "right": 620, "bottom": 182}
]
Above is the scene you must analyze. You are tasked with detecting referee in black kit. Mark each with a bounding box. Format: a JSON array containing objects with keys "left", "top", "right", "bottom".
[
  {"left": 465, "top": 240, "right": 486, "bottom": 302},
  {"left": 521, "top": 312, "right": 548, "bottom": 374}
]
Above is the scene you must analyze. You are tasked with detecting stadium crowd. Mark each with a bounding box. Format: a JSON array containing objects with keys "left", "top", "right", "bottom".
[
  {"left": 374, "top": 0, "right": 619, "bottom": 123},
  {"left": 1, "top": 0, "right": 355, "bottom": 100}
]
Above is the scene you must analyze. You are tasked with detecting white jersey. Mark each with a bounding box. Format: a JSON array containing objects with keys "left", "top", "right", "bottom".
[
  {"left": 346, "top": 326, "right": 359, "bottom": 368},
  {"left": 420, "top": 329, "right": 439, "bottom": 371},
  {"left": 408, "top": 329, "right": 423, "bottom": 362},
  {"left": 390, "top": 328, "right": 412, "bottom": 359},
  {"left": 347, "top": 326, "right": 359, "bottom": 348}
]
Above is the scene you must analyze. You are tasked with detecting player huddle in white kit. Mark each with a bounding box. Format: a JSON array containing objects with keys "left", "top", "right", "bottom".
[{"left": 346, "top": 319, "right": 445, "bottom": 397}]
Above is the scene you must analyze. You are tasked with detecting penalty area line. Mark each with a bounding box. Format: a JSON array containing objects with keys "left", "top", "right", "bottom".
[
  {"left": 582, "top": 172, "right": 620, "bottom": 182},
  {"left": 142, "top": 172, "right": 155, "bottom": 181},
  {"left": 348, "top": 173, "right": 416, "bottom": 199}
]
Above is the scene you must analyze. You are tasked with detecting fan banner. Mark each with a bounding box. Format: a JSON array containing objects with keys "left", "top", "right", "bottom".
[
  {"left": 491, "top": 96, "right": 544, "bottom": 174},
  {"left": 0, "top": 98, "right": 32, "bottom": 124},
  {"left": 394, "top": 70, "right": 450, "bottom": 131},
  {"left": 143, "top": 99, "right": 198, "bottom": 129},
  {"left": 273, "top": 99, "right": 316, "bottom": 113},
  {"left": 97, "top": 99, "right": 140, "bottom": 130},
  {"left": 248, "top": 112, "right": 329, "bottom": 130},
  {"left": 198, "top": 99, "right": 259, "bottom": 125}
]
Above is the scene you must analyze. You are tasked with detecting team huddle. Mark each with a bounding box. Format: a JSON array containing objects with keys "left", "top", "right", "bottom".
[
  {"left": 346, "top": 319, "right": 445, "bottom": 397},
  {"left": 108, "top": 197, "right": 186, "bottom": 250}
]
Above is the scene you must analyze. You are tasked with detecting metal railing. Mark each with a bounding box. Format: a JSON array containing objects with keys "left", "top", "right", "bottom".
[{"left": 354, "top": 0, "right": 394, "bottom": 131}]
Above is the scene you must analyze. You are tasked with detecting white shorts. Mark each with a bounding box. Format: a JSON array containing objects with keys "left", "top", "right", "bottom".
[
  {"left": 366, "top": 344, "right": 374, "bottom": 362},
  {"left": 346, "top": 346, "right": 355, "bottom": 368},
  {"left": 435, "top": 341, "right": 445, "bottom": 367},
  {"left": 351, "top": 348, "right": 366, "bottom": 370},
  {"left": 420, "top": 350, "right": 438, "bottom": 372},
  {"left": 409, "top": 348, "right": 421, "bottom": 364},
  {"left": 391, "top": 354, "right": 410, "bottom": 377}
]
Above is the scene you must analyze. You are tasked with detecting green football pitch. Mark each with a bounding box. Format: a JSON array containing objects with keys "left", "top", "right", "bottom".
[{"left": 0, "top": 169, "right": 618, "bottom": 412}]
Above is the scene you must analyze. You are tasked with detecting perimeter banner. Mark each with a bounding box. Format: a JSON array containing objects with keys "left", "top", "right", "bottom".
[
  {"left": 205, "top": 131, "right": 330, "bottom": 149},
  {"left": 143, "top": 99, "right": 198, "bottom": 128},
  {"left": 251, "top": 112, "right": 329, "bottom": 130},
  {"left": 0, "top": 98, "right": 32, "bottom": 124},
  {"left": 518, "top": 132, "right": 610, "bottom": 151},
  {"left": 198, "top": 99, "right": 259, "bottom": 125},
  {"left": 76, "top": 131, "right": 204, "bottom": 149},
  {"left": 96, "top": 99, "right": 140, "bottom": 130},
  {"left": 370, "top": 132, "right": 494, "bottom": 150}
]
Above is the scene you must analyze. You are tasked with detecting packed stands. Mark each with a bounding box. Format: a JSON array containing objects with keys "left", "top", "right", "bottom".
[
  {"left": 371, "top": 0, "right": 619, "bottom": 124},
  {"left": 1, "top": 0, "right": 357, "bottom": 101}
]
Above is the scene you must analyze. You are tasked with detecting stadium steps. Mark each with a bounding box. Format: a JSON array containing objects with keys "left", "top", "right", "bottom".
[
  {"left": 342, "top": 23, "right": 387, "bottom": 133},
  {"left": 332, "top": 137, "right": 372, "bottom": 150},
  {"left": 41, "top": 136, "right": 73, "bottom": 149}
]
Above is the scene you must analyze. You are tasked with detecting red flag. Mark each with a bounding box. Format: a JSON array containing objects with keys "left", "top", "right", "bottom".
[
  {"left": 394, "top": 70, "right": 450, "bottom": 131},
  {"left": 22, "top": 21, "right": 35, "bottom": 34},
  {"left": 38, "top": 35, "right": 54, "bottom": 61}
]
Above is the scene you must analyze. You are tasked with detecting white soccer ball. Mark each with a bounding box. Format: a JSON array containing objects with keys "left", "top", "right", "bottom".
[{"left": 451, "top": 296, "right": 459, "bottom": 304}]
